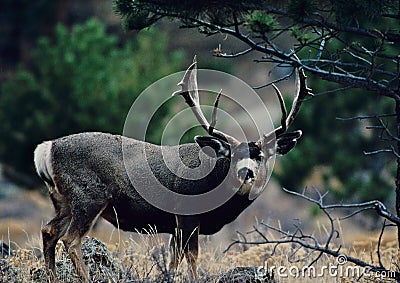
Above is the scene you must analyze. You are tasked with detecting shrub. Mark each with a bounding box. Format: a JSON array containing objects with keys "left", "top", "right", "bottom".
[{"left": 0, "top": 18, "right": 184, "bottom": 187}]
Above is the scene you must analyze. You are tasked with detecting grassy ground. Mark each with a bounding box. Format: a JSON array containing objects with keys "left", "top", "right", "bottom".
[
  {"left": 1, "top": 190, "right": 399, "bottom": 282},
  {"left": 1, "top": 227, "right": 399, "bottom": 282},
  {"left": 0, "top": 190, "right": 399, "bottom": 282}
]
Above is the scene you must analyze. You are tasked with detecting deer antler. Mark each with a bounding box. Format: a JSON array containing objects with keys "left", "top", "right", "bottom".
[
  {"left": 262, "top": 68, "right": 311, "bottom": 146},
  {"left": 172, "top": 59, "right": 240, "bottom": 145}
]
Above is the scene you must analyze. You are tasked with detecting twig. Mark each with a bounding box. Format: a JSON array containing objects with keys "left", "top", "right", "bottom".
[
  {"left": 364, "top": 148, "right": 400, "bottom": 158},
  {"left": 253, "top": 68, "right": 295, "bottom": 90},
  {"left": 215, "top": 47, "right": 254, "bottom": 58},
  {"left": 336, "top": 114, "right": 397, "bottom": 121},
  {"left": 225, "top": 186, "right": 400, "bottom": 281},
  {"left": 187, "top": 17, "right": 400, "bottom": 100},
  {"left": 377, "top": 220, "right": 386, "bottom": 268}
]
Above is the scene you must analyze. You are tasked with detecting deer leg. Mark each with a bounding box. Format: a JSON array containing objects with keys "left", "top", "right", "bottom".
[
  {"left": 169, "top": 231, "right": 183, "bottom": 271},
  {"left": 42, "top": 214, "right": 71, "bottom": 281},
  {"left": 62, "top": 202, "right": 106, "bottom": 283},
  {"left": 62, "top": 232, "right": 89, "bottom": 283},
  {"left": 183, "top": 226, "right": 199, "bottom": 280},
  {"left": 42, "top": 192, "right": 71, "bottom": 282},
  {"left": 171, "top": 216, "right": 200, "bottom": 279},
  {"left": 168, "top": 233, "right": 178, "bottom": 270}
]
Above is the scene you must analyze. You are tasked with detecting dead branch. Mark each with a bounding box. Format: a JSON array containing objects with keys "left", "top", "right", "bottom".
[
  {"left": 225, "top": 187, "right": 400, "bottom": 281},
  {"left": 199, "top": 24, "right": 397, "bottom": 99}
]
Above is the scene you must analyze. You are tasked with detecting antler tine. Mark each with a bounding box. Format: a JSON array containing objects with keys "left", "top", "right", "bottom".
[
  {"left": 262, "top": 68, "right": 310, "bottom": 143},
  {"left": 172, "top": 59, "right": 239, "bottom": 145},
  {"left": 284, "top": 68, "right": 310, "bottom": 130},
  {"left": 272, "top": 83, "right": 287, "bottom": 135},
  {"left": 210, "top": 89, "right": 222, "bottom": 131}
]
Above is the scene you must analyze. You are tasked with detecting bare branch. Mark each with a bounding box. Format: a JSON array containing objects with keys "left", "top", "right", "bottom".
[
  {"left": 253, "top": 68, "right": 295, "bottom": 90},
  {"left": 225, "top": 186, "right": 400, "bottom": 280},
  {"left": 335, "top": 114, "right": 400, "bottom": 158},
  {"left": 374, "top": 201, "right": 400, "bottom": 225},
  {"left": 338, "top": 207, "right": 375, "bottom": 220},
  {"left": 364, "top": 148, "right": 400, "bottom": 158},
  {"left": 281, "top": 187, "right": 400, "bottom": 225},
  {"left": 336, "top": 114, "right": 397, "bottom": 121},
  {"left": 310, "top": 86, "right": 352, "bottom": 98},
  {"left": 314, "top": 35, "right": 326, "bottom": 64},
  {"left": 214, "top": 47, "right": 254, "bottom": 58},
  {"left": 236, "top": 220, "right": 393, "bottom": 276},
  {"left": 377, "top": 220, "right": 387, "bottom": 268},
  {"left": 260, "top": 5, "right": 400, "bottom": 43},
  {"left": 187, "top": 17, "right": 400, "bottom": 100}
]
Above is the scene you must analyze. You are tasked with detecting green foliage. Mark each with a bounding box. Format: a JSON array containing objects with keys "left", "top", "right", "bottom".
[
  {"left": 289, "top": 27, "right": 313, "bottom": 44},
  {"left": 275, "top": 86, "right": 394, "bottom": 203},
  {"left": 287, "top": 0, "right": 318, "bottom": 20},
  {"left": 246, "top": 11, "right": 279, "bottom": 35},
  {"left": 332, "top": 0, "right": 397, "bottom": 23},
  {"left": 276, "top": 14, "right": 396, "bottom": 203},
  {"left": 277, "top": 15, "right": 397, "bottom": 202},
  {"left": 114, "top": 0, "right": 398, "bottom": 32},
  {"left": 113, "top": 0, "right": 261, "bottom": 30},
  {"left": 0, "top": 19, "right": 184, "bottom": 186}
]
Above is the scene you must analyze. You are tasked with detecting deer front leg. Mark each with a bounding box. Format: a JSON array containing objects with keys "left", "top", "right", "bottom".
[
  {"left": 63, "top": 234, "right": 89, "bottom": 282},
  {"left": 184, "top": 226, "right": 199, "bottom": 280},
  {"left": 62, "top": 219, "right": 91, "bottom": 283},
  {"left": 170, "top": 216, "right": 199, "bottom": 280},
  {"left": 168, "top": 231, "right": 181, "bottom": 271}
]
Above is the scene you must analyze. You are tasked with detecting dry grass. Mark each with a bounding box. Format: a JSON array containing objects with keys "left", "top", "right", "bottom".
[
  {"left": 1, "top": 228, "right": 399, "bottom": 283},
  {"left": 1, "top": 191, "right": 398, "bottom": 282}
]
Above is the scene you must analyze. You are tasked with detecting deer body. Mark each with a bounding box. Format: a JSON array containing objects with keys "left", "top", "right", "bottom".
[
  {"left": 39, "top": 131, "right": 253, "bottom": 234},
  {"left": 35, "top": 61, "right": 310, "bottom": 282},
  {"left": 35, "top": 132, "right": 257, "bottom": 281}
]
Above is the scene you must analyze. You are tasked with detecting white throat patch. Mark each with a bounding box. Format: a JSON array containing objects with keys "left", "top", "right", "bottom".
[
  {"left": 235, "top": 158, "right": 259, "bottom": 195},
  {"left": 236, "top": 158, "right": 258, "bottom": 177}
]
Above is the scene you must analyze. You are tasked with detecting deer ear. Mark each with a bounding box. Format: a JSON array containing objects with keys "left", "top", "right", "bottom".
[
  {"left": 195, "top": 136, "right": 231, "bottom": 158},
  {"left": 276, "top": 130, "right": 302, "bottom": 155}
]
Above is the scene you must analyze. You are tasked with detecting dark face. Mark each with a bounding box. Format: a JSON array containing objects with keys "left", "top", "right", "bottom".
[
  {"left": 195, "top": 131, "right": 302, "bottom": 197},
  {"left": 231, "top": 142, "right": 266, "bottom": 195},
  {"left": 195, "top": 136, "right": 274, "bottom": 196}
]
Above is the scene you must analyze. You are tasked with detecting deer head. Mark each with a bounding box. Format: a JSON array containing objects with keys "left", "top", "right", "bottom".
[{"left": 172, "top": 59, "right": 310, "bottom": 197}]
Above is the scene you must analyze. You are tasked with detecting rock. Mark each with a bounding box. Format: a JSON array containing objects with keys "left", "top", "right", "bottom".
[
  {"left": 31, "top": 237, "right": 121, "bottom": 282},
  {"left": 0, "top": 258, "right": 24, "bottom": 282},
  {"left": 82, "top": 237, "right": 117, "bottom": 268},
  {"left": 217, "top": 266, "right": 275, "bottom": 283}
]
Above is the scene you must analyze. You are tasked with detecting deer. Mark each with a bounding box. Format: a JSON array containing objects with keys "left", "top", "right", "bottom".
[{"left": 34, "top": 60, "right": 310, "bottom": 282}]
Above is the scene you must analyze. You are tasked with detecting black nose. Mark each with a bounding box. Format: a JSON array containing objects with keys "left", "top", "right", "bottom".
[{"left": 238, "top": 167, "right": 254, "bottom": 180}]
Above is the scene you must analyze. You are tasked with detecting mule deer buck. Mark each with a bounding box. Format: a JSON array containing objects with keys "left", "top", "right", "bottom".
[{"left": 34, "top": 60, "right": 310, "bottom": 282}]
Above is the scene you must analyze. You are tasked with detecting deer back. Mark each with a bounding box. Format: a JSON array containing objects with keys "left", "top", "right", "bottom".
[{"left": 49, "top": 132, "right": 232, "bottom": 201}]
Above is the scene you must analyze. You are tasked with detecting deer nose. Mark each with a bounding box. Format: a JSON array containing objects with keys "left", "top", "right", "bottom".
[{"left": 238, "top": 167, "right": 254, "bottom": 180}]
